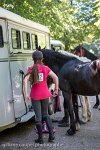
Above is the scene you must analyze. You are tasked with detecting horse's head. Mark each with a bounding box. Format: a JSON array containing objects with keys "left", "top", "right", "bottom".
[
  {"left": 73, "top": 44, "right": 85, "bottom": 57},
  {"left": 73, "top": 44, "right": 97, "bottom": 61},
  {"left": 91, "top": 59, "right": 100, "bottom": 75}
]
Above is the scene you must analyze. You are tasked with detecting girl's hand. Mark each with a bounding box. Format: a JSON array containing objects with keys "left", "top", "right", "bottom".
[
  {"left": 25, "top": 94, "right": 30, "bottom": 101},
  {"left": 53, "top": 89, "right": 58, "bottom": 97}
]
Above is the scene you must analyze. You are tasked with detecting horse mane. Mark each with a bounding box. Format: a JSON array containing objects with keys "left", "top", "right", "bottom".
[
  {"left": 40, "top": 49, "right": 77, "bottom": 67},
  {"left": 83, "top": 47, "right": 97, "bottom": 61}
]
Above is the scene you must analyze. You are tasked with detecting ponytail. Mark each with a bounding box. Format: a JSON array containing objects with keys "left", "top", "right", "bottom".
[{"left": 29, "top": 65, "right": 39, "bottom": 85}]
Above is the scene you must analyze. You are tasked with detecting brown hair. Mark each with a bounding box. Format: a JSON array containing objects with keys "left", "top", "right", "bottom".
[
  {"left": 29, "top": 59, "right": 43, "bottom": 85},
  {"left": 29, "top": 65, "right": 39, "bottom": 85}
]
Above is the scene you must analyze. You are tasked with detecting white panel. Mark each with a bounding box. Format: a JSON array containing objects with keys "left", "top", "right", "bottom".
[
  {"left": 10, "top": 60, "right": 33, "bottom": 118},
  {"left": 0, "top": 62, "right": 14, "bottom": 127}
]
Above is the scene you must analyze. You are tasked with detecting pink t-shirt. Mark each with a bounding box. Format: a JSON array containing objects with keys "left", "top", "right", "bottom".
[{"left": 27, "top": 64, "right": 52, "bottom": 100}]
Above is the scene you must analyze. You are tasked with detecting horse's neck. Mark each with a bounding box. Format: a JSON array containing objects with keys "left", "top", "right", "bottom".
[
  {"left": 84, "top": 50, "right": 97, "bottom": 61},
  {"left": 59, "top": 50, "right": 90, "bottom": 63}
]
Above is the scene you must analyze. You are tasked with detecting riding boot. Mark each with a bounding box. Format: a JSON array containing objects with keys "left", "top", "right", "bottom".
[
  {"left": 35, "top": 123, "right": 43, "bottom": 144},
  {"left": 58, "top": 109, "right": 69, "bottom": 127},
  {"left": 44, "top": 116, "right": 55, "bottom": 142}
]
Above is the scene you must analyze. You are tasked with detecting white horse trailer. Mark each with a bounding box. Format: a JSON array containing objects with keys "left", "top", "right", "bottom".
[
  {"left": 50, "top": 40, "right": 65, "bottom": 51},
  {"left": 0, "top": 7, "right": 50, "bottom": 132}
]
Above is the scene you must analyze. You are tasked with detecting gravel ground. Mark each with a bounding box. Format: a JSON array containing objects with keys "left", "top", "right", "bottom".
[{"left": 0, "top": 96, "right": 100, "bottom": 150}]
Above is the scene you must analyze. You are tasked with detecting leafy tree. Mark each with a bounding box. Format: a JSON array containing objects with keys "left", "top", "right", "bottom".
[
  {"left": 0, "top": 0, "right": 100, "bottom": 51},
  {"left": 74, "top": 0, "right": 100, "bottom": 42}
]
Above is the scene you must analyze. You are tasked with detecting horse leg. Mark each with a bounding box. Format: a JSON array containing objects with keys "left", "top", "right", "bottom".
[
  {"left": 59, "top": 75, "right": 76, "bottom": 135},
  {"left": 62, "top": 91, "right": 76, "bottom": 135},
  {"left": 93, "top": 95, "right": 99, "bottom": 109},
  {"left": 58, "top": 98, "right": 69, "bottom": 127},
  {"left": 72, "top": 94, "right": 80, "bottom": 131}
]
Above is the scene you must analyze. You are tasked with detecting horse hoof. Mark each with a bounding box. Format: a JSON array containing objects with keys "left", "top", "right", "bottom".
[
  {"left": 66, "top": 129, "right": 76, "bottom": 136},
  {"left": 76, "top": 123, "right": 80, "bottom": 131},
  {"left": 58, "top": 122, "right": 69, "bottom": 127},
  {"left": 93, "top": 104, "right": 99, "bottom": 109}
]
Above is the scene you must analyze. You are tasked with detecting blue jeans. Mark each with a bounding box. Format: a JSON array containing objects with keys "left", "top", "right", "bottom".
[{"left": 31, "top": 98, "right": 49, "bottom": 123}]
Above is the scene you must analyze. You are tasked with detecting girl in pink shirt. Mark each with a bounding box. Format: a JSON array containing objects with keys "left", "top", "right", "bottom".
[{"left": 24, "top": 50, "right": 59, "bottom": 144}]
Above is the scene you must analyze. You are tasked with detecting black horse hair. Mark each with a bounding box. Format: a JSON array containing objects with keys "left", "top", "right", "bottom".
[{"left": 40, "top": 49, "right": 78, "bottom": 67}]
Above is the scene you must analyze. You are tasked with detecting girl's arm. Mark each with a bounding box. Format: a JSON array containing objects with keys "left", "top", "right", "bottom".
[
  {"left": 24, "top": 75, "right": 30, "bottom": 100},
  {"left": 48, "top": 70, "right": 59, "bottom": 96}
]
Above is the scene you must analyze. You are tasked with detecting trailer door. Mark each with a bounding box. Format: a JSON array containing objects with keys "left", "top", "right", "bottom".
[
  {"left": 0, "top": 19, "right": 15, "bottom": 128},
  {"left": 8, "top": 23, "right": 32, "bottom": 118}
]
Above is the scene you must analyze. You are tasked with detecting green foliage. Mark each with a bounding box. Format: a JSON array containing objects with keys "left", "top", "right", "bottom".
[{"left": 0, "top": 0, "right": 100, "bottom": 51}]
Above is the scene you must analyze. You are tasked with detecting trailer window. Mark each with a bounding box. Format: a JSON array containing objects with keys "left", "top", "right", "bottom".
[
  {"left": 0, "top": 26, "right": 4, "bottom": 47},
  {"left": 11, "top": 29, "right": 21, "bottom": 49},
  {"left": 23, "top": 32, "right": 31, "bottom": 50},
  {"left": 31, "top": 34, "right": 38, "bottom": 49},
  {"left": 37, "top": 33, "right": 46, "bottom": 49}
]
